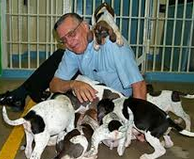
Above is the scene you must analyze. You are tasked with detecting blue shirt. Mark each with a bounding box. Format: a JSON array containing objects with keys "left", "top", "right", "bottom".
[{"left": 55, "top": 38, "right": 143, "bottom": 96}]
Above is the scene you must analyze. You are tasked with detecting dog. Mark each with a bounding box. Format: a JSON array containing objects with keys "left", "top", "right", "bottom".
[
  {"left": 53, "top": 108, "right": 99, "bottom": 159},
  {"left": 89, "top": 111, "right": 131, "bottom": 156},
  {"left": 85, "top": 98, "right": 134, "bottom": 157},
  {"left": 91, "top": 2, "right": 124, "bottom": 50},
  {"left": 2, "top": 94, "right": 75, "bottom": 159},
  {"left": 88, "top": 97, "right": 194, "bottom": 159},
  {"left": 147, "top": 84, "right": 194, "bottom": 131},
  {"left": 73, "top": 75, "right": 124, "bottom": 103}
]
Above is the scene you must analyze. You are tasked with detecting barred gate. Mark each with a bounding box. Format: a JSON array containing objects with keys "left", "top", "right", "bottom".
[{"left": 1, "top": 0, "right": 194, "bottom": 82}]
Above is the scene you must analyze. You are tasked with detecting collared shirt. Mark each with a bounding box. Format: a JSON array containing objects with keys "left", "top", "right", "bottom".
[{"left": 55, "top": 38, "right": 143, "bottom": 96}]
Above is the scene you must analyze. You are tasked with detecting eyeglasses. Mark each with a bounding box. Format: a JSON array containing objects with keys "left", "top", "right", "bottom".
[{"left": 58, "top": 20, "right": 83, "bottom": 45}]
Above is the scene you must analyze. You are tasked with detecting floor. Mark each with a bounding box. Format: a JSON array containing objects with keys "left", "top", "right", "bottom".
[{"left": 0, "top": 78, "right": 194, "bottom": 159}]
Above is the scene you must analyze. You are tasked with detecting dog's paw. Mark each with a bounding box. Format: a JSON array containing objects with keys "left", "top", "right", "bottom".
[
  {"left": 116, "top": 35, "right": 124, "bottom": 46},
  {"left": 140, "top": 154, "right": 151, "bottom": 159},
  {"left": 84, "top": 148, "right": 98, "bottom": 158},
  {"left": 174, "top": 118, "right": 183, "bottom": 124},
  {"left": 125, "top": 139, "right": 131, "bottom": 147},
  {"left": 162, "top": 135, "right": 174, "bottom": 148},
  {"left": 93, "top": 43, "right": 100, "bottom": 50},
  {"left": 117, "top": 145, "right": 125, "bottom": 156},
  {"left": 87, "top": 154, "right": 98, "bottom": 159},
  {"left": 164, "top": 141, "right": 174, "bottom": 148},
  {"left": 25, "top": 148, "right": 32, "bottom": 159}
]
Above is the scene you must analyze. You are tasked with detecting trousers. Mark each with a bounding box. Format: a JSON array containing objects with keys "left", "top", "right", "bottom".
[{"left": 22, "top": 49, "right": 64, "bottom": 102}]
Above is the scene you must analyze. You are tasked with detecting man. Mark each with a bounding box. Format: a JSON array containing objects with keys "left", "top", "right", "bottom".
[
  {"left": 0, "top": 13, "right": 146, "bottom": 111},
  {"left": 50, "top": 13, "right": 146, "bottom": 102}
]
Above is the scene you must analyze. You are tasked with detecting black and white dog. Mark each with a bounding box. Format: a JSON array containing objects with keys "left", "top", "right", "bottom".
[
  {"left": 147, "top": 84, "right": 194, "bottom": 131},
  {"left": 2, "top": 94, "right": 75, "bottom": 159},
  {"left": 88, "top": 97, "right": 194, "bottom": 159},
  {"left": 91, "top": 2, "right": 124, "bottom": 50}
]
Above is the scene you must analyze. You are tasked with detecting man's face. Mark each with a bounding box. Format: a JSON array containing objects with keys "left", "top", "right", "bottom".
[{"left": 56, "top": 17, "right": 89, "bottom": 54}]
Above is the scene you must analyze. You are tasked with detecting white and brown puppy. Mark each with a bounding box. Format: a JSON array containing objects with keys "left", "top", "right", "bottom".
[
  {"left": 91, "top": 2, "right": 124, "bottom": 50},
  {"left": 147, "top": 84, "right": 194, "bottom": 131},
  {"left": 2, "top": 94, "right": 75, "bottom": 159},
  {"left": 54, "top": 108, "right": 99, "bottom": 159},
  {"left": 89, "top": 97, "right": 194, "bottom": 159},
  {"left": 88, "top": 111, "right": 131, "bottom": 157}
]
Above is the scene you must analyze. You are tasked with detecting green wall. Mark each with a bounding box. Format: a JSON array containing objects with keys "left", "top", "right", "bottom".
[{"left": 0, "top": 1, "right": 2, "bottom": 75}]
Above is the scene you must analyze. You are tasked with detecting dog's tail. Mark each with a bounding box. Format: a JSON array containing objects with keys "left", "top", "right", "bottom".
[
  {"left": 168, "top": 117, "right": 194, "bottom": 137},
  {"left": 2, "top": 106, "right": 25, "bottom": 126}
]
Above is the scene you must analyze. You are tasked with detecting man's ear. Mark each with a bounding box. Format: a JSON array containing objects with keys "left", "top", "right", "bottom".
[
  {"left": 82, "top": 20, "right": 90, "bottom": 30},
  {"left": 108, "top": 28, "right": 116, "bottom": 42},
  {"left": 52, "top": 29, "right": 66, "bottom": 49}
]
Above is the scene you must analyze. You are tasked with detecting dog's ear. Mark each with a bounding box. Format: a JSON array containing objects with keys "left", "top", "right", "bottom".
[
  {"left": 74, "top": 113, "right": 82, "bottom": 127},
  {"left": 84, "top": 108, "right": 97, "bottom": 121},
  {"left": 172, "top": 91, "right": 187, "bottom": 102},
  {"left": 89, "top": 97, "right": 100, "bottom": 109},
  {"left": 146, "top": 84, "right": 154, "bottom": 93},
  {"left": 87, "top": 30, "right": 94, "bottom": 43},
  {"left": 103, "top": 89, "right": 120, "bottom": 100},
  {"left": 147, "top": 84, "right": 162, "bottom": 97},
  {"left": 108, "top": 28, "right": 116, "bottom": 42}
]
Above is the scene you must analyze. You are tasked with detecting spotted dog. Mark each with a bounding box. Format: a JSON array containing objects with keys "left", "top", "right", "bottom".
[
  {"left": 53, "top": 108, "right": 99, "bottom": 159},
  {"left": 90, "top": 111, "right": 132, "bottom": 156},
  {"left": 85, "top": 98, "right": 134, "bottom": 157},
  {"left": 88, "top": 97, "right": 194, "bottom": 159},
  {"left": 91, "top": 2, "right": 124, "bottom": 50},
  {"left": 2, "top": 94, "right": 75, "bottom": 159},
  {"left": 147, "top": 84, "right": 194, "bottom": 131}
]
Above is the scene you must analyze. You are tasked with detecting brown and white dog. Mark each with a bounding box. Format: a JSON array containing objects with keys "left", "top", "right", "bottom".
[
  {"left": 91, "top": 2, "right": 124, "bottom": 50},
  {"left": 2, "top": 94, "right": 75, "bottom": 159},
  {"left": 53, "top": 108, "right": 99, "bottom": 159}
]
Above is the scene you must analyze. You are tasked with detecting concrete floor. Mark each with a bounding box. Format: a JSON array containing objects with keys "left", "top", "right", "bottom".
[{"left": 0, "top": 78, "right": 194, "bottom": 159}]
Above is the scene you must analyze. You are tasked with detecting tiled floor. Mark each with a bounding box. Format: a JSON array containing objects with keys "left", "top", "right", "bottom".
[{"left": 0, "top": 78, "right": 194, "bottom": 159}]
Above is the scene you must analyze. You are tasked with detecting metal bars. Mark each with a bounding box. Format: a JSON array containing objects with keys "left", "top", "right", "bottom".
[
  {"left": 1, "top": 0, "right": 194, "bottom": 79},
  {"left": 3, "top": 0, "right": 64, "bottom": 70}
]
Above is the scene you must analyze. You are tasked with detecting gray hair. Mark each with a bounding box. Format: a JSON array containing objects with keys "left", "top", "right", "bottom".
[{"left": 54, "top": 13, "right": 83, "bottom": 31}]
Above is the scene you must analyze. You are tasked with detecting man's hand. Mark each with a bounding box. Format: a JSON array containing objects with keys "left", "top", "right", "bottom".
[{"left": 70, "top": 80, "right": 98, "bottom": 103}]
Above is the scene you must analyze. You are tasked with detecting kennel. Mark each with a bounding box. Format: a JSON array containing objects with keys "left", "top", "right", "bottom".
[{"left": 0, "top": 0, "right": 194, "bottom": 82}]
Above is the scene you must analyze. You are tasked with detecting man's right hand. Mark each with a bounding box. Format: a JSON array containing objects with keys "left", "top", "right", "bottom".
[{"left": 70, "top": 80, "right": 98, "bottom": 103}]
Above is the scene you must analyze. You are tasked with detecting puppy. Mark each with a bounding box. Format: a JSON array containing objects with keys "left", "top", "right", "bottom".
[
  {"left": 54, "top": 108, "right": 99, "bottom": 159},
  {"left": 74, "top": 75, "right": 124, "bottom": 100},
  {"left": 70, "top": 74, "right": 123, "bottom": 113},
  {"left": 91, "top": 2, "right": 124, "bottom": 50},
  {"left": 85, "top": 97, "right": 134, "bottom": 157},
  {"left": 89, "top": 97, "right": 194, "bottom": 159},
  {"left": 147, "top": 84, "right": 194, "bottom": 131},
  {"left": 89, "top": 111, "right": 130, "bottom": 157},
  {"left": 2, "top": 94, "right": 75, "bottom": 159}
]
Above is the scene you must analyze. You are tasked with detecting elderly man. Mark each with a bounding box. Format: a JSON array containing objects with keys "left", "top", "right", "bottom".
[{"left": 0, "top": 13, "right": 146, "bottom": 111}]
